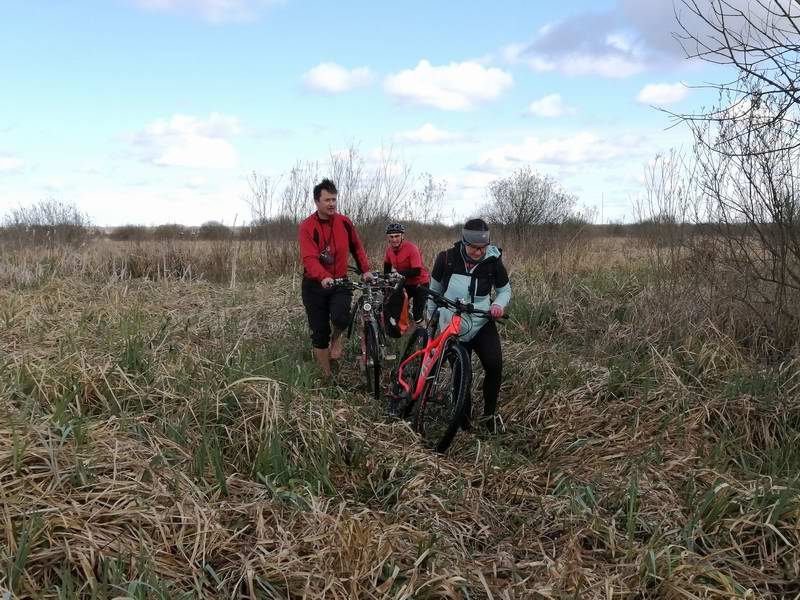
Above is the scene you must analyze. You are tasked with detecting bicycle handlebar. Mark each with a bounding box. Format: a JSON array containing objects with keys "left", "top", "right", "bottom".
[
  {"left": 330, "top": 272, "right": 405, "bottom": 291},
  {"left": 423, "top": 287, "right": 508, "bottom": 320}
]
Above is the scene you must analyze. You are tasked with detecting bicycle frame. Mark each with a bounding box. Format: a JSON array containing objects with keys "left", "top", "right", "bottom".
[
  {"left": 396, "top": 312, "right": 463, "bottom": 403},
  {"left": 346, "top": 278, "right": 392, "bottom": 347}
]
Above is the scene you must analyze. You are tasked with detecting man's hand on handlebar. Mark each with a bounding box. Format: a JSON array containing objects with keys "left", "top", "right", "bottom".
[
  {"left": 321, "top": 277, "right": 334, "bottom": 288},
  {"left": 362, "top": 271, "right": 377, "bottom": 283},
  {"left": 490, "top": 304, "right": 504, "bottom": 319}
]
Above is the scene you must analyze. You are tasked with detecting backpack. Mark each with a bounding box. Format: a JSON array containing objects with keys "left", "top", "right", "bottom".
[{"left": 438, "top": 245, "right": 499, "bottom": 301}]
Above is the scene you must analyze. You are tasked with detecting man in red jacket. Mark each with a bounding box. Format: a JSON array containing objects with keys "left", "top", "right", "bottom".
[
  {"left": 298, "top": 178, "right": 372, "bottom": 378},
  {"left": 383, "top": 223, "right": 430, "bottom": 326}
]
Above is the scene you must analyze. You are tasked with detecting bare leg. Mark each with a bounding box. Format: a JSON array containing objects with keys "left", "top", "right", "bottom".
[
  {"left": 312, "top": 347, "right": 332, "bottom": 378},
  {"left": 329, "top": 327, "right": 345, "bottom": 360}
]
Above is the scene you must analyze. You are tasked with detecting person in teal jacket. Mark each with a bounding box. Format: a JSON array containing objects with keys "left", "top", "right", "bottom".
[{"left": 426, "top": 218, "right": 511, "bottom": 431}]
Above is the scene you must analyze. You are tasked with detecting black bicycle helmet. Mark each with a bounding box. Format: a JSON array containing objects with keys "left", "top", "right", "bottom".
[{"left": 385, "top": 223, "right": 405, "bottom": 234}]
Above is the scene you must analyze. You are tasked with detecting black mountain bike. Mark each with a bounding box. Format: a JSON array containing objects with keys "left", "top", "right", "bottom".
[{"left": 332, "top": 272, "right": 404, "bottom": 400}]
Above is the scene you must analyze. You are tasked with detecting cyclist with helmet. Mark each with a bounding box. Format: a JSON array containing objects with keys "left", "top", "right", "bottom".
[
  {"left": 426, "top": 218, "right": 511, "bottom": 432},
  {"left": 383, "top": 223, "right": 430, "bottom": 327}
]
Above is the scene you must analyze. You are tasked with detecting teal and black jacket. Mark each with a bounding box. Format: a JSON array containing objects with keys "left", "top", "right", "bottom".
[{"left": 426, "top": 241, "right": 512, "bottom": 342}]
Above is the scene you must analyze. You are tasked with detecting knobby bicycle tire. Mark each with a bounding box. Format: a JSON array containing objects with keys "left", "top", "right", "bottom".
[
  {"left": 391, "top": 327, "right": 428, "bottom": 418},
  {"left": 364, "top": 321, "right": 381, "bottom": 401},
  {"left": 414, "top": 340, "right": 471, "bottom": 453}
]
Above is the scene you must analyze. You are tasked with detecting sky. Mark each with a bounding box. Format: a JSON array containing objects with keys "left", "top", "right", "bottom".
[{"left": 0, "top": 0, "right": 733, "bottom": 226}]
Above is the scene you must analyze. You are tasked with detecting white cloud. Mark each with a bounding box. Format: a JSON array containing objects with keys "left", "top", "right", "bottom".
[
  {"left": 130, "top": 113, "right": 241, "bottom": 169},
  {"left": 49, "top": 178, "right": 249, "bottom": 226},
  {"left": 44, "top": 179, "right": 66, "bottom": 192},
  {"left": 471, "top": 132, "right": 648, "bottom": 173},
  {"left": 636, "top": 82, "right": 689, "bottom": 105},
  {"left": 185, "top": 176, "right": 208, "bottom": 189},
  {"left": 0, "top": 154, "right": 24, "bottom": 172},
  {"left": 395, "top": 123, "right": 464, "bottom": 144},
  {"left": 506, "top": 41, "right": 645, "bottom": 78},
  {"left": 130, "top": 0, "right": 279, "bottom": 22},
  {"left": 302, "top": 63, "right": 373, "bottom": 94},
  {"left": 384, "top": 60, "right": 513, "bottom": 111},
  {"left": 503, "top": 9, "right": 660, "bottom": 78},
  {"left": 526, "top": 94, "right": 576, "bottom": 118},
  {"left": 460, "top": 171, "right": 498, "bottom": 190}
]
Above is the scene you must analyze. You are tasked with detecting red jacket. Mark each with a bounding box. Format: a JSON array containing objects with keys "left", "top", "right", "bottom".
[
  {"left": 298, "top": 212, "right": 369, "bottom": 281},
  {"left": 383, "top": 241, "right": 430, "bottom": 286}
]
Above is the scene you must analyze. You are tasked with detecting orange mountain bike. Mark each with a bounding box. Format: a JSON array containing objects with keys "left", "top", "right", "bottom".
[{"left": 389, "top": 288, "right": 500, "bottom": 452}]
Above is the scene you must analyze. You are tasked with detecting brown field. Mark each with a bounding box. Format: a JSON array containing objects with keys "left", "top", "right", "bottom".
[{"left": 1, "top": 235, "right": 798, "bottom": 599}]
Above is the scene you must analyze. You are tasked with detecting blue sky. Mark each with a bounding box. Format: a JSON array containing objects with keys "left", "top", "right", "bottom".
[{"left": 0, "top": 0, "right": 730, "bottom": 225}]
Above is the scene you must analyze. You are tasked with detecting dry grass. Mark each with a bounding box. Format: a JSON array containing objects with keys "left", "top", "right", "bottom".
[{"left": 1, "top": 237, "right": 799, "bottom": 599}]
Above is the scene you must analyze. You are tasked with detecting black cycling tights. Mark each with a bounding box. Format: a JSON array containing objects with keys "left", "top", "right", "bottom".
[{"left": 461, "top": 320, "right": 503, "bottom": 416}]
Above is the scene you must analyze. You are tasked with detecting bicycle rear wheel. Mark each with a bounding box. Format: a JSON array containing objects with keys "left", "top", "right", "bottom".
[
  {"left": 414, "top": 340, "right": 471, "bottom": 452},
  {"left": 363, "top": 321, "right": 381, "bottom": 401},
  {"left": 390, "top": 328, "right": 428, "bottom": 417}
]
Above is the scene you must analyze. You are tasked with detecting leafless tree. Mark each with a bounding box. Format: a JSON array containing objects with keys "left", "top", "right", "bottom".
[
  {"left": 674, "top": 0, "right": 800, "bottom": 346},
  {"left": 245, "top": 171, "right": 282, "bottom": 224},
  {"left": 482, "top": 166, "right": 577, "bottom": 241},
  {"left": 281, "top": 160, "right": 320, "bottom": 224},
  {"left": 675, "top": 0, "right": 800, "bottom": 149},
  {"left": 328, "top": 142, "right": 413, "bottom": 227},
  {"left": 691, "top": 93, "right": 800, "bottom": 341},
  {"left": 407, "top": 172, "right": 446, "bottom": 223}
]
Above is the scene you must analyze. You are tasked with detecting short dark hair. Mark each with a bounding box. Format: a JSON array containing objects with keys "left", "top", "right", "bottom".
[
  {"left": 464, "top": 218, "right": 489, "bottom": 231},
  {"left": 313, "top": 179, "right": 338, "bottom": 202}
]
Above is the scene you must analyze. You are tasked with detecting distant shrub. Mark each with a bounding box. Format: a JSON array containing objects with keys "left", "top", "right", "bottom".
[
  {"left": 198, "top": 221, "right": 232, "bottom": 241},
  {"left": 153, "top": 223, "right": 191, "bottom": 241},
  {"left": 109, "top": 224, "right": 151, "bottom": 241},
  {"left": 241, "top": 216, "right": 297, "bottom": 241},
  {"left": 1, "top": 198, "right": 92, "bottom": 247}
]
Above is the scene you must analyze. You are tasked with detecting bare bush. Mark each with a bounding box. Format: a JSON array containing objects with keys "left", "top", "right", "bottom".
[
  {"left": 329, "top": 143, "right": 413, "bottom": 230},
  {"left": 692, "top": 93, "right": 800, "bottom": 346},
  {"left": 109, "top": 224, "right": 151, "bottom": 241},
  {"left": 245, "top": 171, "right": 282, "bottom": 224},
  {"left": 281, "top": 160, "right": 320, "bottom": 224},
  {"left": 197, "top": 221, "right": 232, "bottom": 241},
  {"left": 633, "top": 151, "right": 702, "bottom": 274},
  {"left": 153, "top": 223, "right": 191, "bottom": 241},
  {"left": 1, "top": 198, "right": 91, "bottom": 247},
  {"left": 406, "top": 172, "right": 446, "bottom": 224},
  {"left": 675, "top": 0, "right": 800, "bottom": 349},
  {"left": 482, "top": 166, "right": 577, "bottom": 242}
]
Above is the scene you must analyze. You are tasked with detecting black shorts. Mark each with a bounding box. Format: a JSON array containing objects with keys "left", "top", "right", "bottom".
[{"left": 301, "top": 278, "right": 353, "bottom": 349}]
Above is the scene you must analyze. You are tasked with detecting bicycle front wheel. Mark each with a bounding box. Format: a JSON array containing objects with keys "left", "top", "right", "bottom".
[
  {"left": 391, "top": 327, "right": 428, "bottom": 418},
  {"left": 363, "top": 321, "right": 381, "bottom": 401},
  {"left": 414, "top": 340, "right": 471, "bottom": 452}
]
